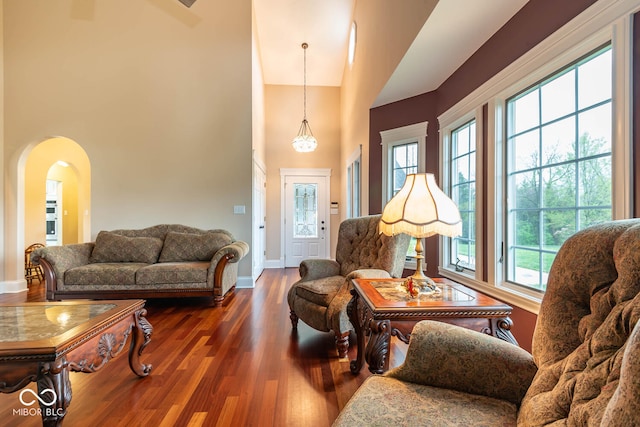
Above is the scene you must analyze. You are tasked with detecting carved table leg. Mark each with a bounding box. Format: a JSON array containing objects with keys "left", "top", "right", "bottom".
[
  {"left": 129, "top": 309, "right": 153, "bottom": 377},
  {"left": 38, "top": 358, "right": 71, "bottom": 427},
  {"left": 365, "top": 319, "right": 391, "bottom": 374},
  {"left": 492, "top": 317, "right": 518, "bottom": 346},
  {"left": 348, "top": 289, "right": 366, "bottom": 374}
]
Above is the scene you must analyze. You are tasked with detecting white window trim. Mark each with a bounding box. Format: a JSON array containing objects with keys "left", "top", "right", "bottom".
[
  {"left": 380, "top": 121, "right": 428, "bottom": 204},
  {"left": 346, "top": 145, "right": 362, "bottom": 218},
  {"left": 439, "top": 107, "right": 484, "bottom": 283},
  {"left": 380, "top": 121, "right": 428, "bottom": 270},
  {"left": 436, "top": 0, "right": 636, "bottom": 315}
]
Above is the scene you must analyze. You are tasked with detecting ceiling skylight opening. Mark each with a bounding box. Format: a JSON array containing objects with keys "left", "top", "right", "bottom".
[{"left": 348, "top": 21, "right": 357, "bottom": 67}]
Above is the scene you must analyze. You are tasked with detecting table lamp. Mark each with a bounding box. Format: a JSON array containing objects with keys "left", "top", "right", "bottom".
[{"left": 379, "top": 173, "right": 462, "bottom": 292}]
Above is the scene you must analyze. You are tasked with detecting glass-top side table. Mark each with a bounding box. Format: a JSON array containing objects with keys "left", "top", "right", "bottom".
[
  {"left": 368, "top": 279, "right": 475, "bottom": 303},
  {"left": 348, "top": 278, "right": 517, "bottom": 374}
]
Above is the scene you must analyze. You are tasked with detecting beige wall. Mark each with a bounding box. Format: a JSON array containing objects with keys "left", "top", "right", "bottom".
[
  {"left": 0, "top": 1, "right": 5, "bottom": 281},
  {"left": 339, "top": 0, "right": 437, "bottom": 215},
  {"left": 264, "top": 85, "right": 341, "bottom": 262},
  {"left": 251, "top": 1, "right": 266, "bottom": 168},
  {"left": 3, "top": 0, "right": 253, "bottom": 285}
]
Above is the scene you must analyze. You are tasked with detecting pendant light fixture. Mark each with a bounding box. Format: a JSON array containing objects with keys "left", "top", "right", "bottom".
[{"left": 292, "top": 42, "right": 318, "bottom": 153}]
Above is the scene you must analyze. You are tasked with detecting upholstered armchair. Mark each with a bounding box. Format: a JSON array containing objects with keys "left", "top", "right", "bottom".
[
  {"left": 288, "top": 215, "right": 410, "bottom": 358},
  {"left": 334, "top": 219, "right": 640, "bottom": 426}
]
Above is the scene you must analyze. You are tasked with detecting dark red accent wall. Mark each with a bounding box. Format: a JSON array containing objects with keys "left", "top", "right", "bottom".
[
  {"left": 368, "top": 0, "right": 619, "bottom": 351},
  {"left": 634, "top": 12, "right": 640, "bottom": 217}
]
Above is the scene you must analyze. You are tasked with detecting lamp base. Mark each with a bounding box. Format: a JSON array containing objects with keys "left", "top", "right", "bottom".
[
  {"left": 409, "top": 272, "right": 439, "bottom": 293},
  {"left": 410, "top": 237, "right": 439, "bottom": 293}
]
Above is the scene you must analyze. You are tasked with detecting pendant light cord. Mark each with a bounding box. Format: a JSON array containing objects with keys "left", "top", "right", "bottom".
[{"left": 302, "top": 42, "right": 308, "bottom": 120}]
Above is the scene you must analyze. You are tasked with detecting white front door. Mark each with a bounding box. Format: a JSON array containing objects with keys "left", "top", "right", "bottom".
[{"left": 283, "top": 171, "right": 330, "bottom": 268}]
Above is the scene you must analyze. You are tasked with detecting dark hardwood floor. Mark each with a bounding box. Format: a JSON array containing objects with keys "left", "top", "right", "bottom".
[{"left": 0, "top": 269, "right": 407, "bottom": 426}]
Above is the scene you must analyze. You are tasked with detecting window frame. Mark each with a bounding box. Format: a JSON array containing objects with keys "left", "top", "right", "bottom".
[
  {"left": 437, "top": 1, "right": 634, "bottom": 314},
  {"left": 504, "top": 45, "right": 613, "bottom": 294},
  {"left": 346, "top": 145, "right": 362, "bottom": 218},
  {"left": 380, "top": 121, "right": 427, "bottom": 204},
  {"left": 440, "top": 108, "right": 483, "bottom": 281},
  {"left": 380, "top": 121, "right": 427, "bottom": 269}
]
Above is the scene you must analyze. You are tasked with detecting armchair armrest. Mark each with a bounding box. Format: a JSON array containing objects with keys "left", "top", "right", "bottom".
[
  {"left": 387, "top": 320, "right": 537, "bottom": 405},
  {"left": 345, "top": 269, "right": 392, "bottom": 280},
  {"left": 298, "top": 259, "right": 341, "bottom": 281}
]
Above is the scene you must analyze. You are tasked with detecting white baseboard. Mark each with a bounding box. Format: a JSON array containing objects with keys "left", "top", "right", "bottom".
[
  {"left": 265, "top": 259, "right": 284, "bottom": 269},
  {"left": 236, "top": 276, "right": 254, "bottom": 289},
  {"left": 0, "top": 279, "right": 28, "bottom": 294}
]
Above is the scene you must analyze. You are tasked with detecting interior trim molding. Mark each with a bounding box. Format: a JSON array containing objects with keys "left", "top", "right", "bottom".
[
  {"left": 236, "top": 276, "right": 255, "bottom": 289},
  {"left": 0, "top": 279, "right": 28, "bottom": 295}
]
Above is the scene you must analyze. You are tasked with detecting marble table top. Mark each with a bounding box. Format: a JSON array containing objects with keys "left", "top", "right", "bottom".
[{"left": 0, "top": 303, "right": 116, "bottom": 342}]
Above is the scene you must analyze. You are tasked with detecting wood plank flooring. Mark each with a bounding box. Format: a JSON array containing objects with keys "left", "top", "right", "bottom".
[{"left": 0, "top": 269, "right": 406, "bottom": 426}]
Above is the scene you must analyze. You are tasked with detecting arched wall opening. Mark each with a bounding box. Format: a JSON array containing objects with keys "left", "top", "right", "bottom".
[
  {"left": 3, "top": 136, "right": 91, "bottom": 293},
  {"left": 24, "top": 137, "right": 91, "bottom": 246}
]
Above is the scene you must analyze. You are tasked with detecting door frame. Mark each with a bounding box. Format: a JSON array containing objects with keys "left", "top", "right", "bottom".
[
  {"left": 252, "top": 155, "right": 267, "bottom": 282},
  {"left": 280, "top": 168, "right": 331, "bottom": 267}
]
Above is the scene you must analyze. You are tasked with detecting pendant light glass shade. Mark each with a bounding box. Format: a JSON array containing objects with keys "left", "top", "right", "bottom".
[
  {"left": 293, "top": 119, "right": 317, "bottom": 152},
  {"left": 292, "top": 43, "right": 318, "bottom": 153}
]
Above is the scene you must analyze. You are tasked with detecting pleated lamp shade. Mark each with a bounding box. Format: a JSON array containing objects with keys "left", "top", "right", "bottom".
[{"left": 379, "top": 173, "right": 462, "bottom": 238}]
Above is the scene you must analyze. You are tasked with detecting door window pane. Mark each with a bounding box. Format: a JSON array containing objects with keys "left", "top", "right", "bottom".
[{"left": 294, "top": 184, "right": 318, "bottom": 238}]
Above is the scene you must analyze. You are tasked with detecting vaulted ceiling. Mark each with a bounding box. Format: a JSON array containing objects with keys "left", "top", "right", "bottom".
[{"left": 253, "top": 0, "right": 529, "bottom": 107}]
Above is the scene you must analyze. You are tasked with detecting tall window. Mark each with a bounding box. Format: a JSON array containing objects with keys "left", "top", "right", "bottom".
[
  {"left": 450, "top": 120, "right": 476, "bottom": 271},
  {"left": 347, "top": 146, "right": 361, "bottom": 218},
  {"left": 390, "top": 142, "right": 418, "bottom": 197},
  {"left": 380, "top": 121, "right": 427, "bottom": 203},
  {"left": 505, "top": 45, "right": 612, "bottom": 292},
  {"left": 437, "top": 3, "right": 629, "bottom": 311},
  {"left": 380, "top": 122, "right": 427, "bottom": 263}
]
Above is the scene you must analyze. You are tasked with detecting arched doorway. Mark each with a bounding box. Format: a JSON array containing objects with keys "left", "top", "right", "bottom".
[{"left": 23, "top": 137, "right": 91, "bottom": 255}]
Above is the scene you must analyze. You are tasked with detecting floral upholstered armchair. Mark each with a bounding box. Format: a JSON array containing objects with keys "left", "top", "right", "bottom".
[
  {"left": 288, "top": 215, "right": 410, "bottom": 358},
  {"left": 334, "top": 219, "right": 640, "bottom": 426}
]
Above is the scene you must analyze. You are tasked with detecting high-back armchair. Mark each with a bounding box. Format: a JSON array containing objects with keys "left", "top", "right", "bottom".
[
  {"left": 334, "top": 219, "right": 640, "bottom": 426},
  {"left": 288, "top": 215, "right": 410, "bottom": 358}
]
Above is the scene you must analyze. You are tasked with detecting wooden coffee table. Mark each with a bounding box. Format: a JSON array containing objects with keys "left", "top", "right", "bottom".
[
  {"left": 0, "top": 299, "right": 152, "bottom": 426},
  {"left": 348, "top": 278, "right": 517, "bottom": 374}
]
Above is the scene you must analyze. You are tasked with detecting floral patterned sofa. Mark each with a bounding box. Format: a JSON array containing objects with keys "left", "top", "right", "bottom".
[
  {"left": 32, "top": 224, "right": 249, "bottom": 306},
  {"left": 333, "top": 219, "right": 640, "bottom": 426}
]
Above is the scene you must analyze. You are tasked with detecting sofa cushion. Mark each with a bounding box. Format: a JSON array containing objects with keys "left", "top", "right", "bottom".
[
  {"left": 90, "top": 231, "right": 163, "bottom": 264},
  {"left": 158, "top": 231, "right": 232, "bottom": 263},
  {"left": 136, "top": 262, "right": 209, "bottom": 285},
  {"left": 293, "top": 275, "right": 345, "bottom": 307},
  {"left": 333, "top": 376, "right": 517, "bottom": 427},
  {"left": 65, "top": 263, "right": 145, "bottom": 287}
]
